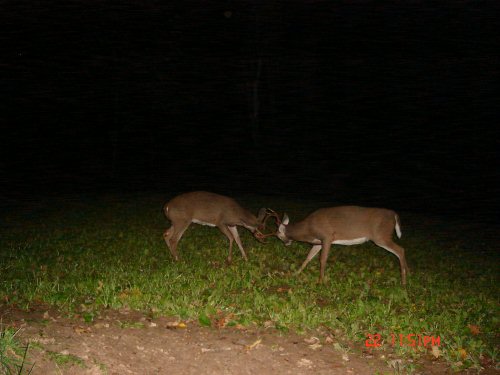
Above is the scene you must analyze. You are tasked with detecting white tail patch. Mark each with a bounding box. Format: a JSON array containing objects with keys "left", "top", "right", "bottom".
[{"left": 395, "top": 216, "right": 402, "bottom": 238}]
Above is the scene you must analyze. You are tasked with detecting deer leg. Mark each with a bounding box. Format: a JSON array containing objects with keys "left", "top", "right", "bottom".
[
  {"left": 297, "top": 244, "right": 322, "bottom": 274},
  {"left": 163, "top": 226, "right": 178, "bottom": 260},
  {"left": 228, "top": 226, "right": 248, "bottom": 261},
  {"left": 319, "top": 240, "right": 332, "bottom": 284},
  {"left": 165, "top": 222, "right": 189, "bottom": 261},
  {"left": 217, "top": 225, "right": 235, "bottom": 264},
  {"left": 163, "top": 226, "right": 173, "bottom": 247},
  {"left": 375, "top": 240, "right": 408, "bottom": 285}
]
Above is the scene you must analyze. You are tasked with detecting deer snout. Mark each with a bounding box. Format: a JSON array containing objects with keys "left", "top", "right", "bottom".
[{"left": 276, "top": 230, "right": 291, "bottom": 246}]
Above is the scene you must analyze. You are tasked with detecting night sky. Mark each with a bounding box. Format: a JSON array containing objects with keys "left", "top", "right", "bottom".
[{"left": 1, "top": 1, "right": 499, "bottom": 219}]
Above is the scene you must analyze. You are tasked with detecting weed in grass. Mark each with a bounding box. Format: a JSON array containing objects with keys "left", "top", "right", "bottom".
[
  {"left": 45, "top": 351, "right": 86, "bottom": 368},
  {"left": 93, "top": 359, "right": 107, "bottom": 374},
  {"left": 0, "top": 323, "right": 33, "bottom": 374}
]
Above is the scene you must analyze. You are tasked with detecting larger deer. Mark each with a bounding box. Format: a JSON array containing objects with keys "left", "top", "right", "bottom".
[
  {"left": 163, "top": 191, "right": 271, "bottom": 263},
  {"left": 270, "top": 206, "right": 409, "bottom": 285}
]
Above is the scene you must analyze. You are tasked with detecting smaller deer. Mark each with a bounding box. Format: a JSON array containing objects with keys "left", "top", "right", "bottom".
[
  {"left": 271, "top": 206, "right": 409, "bottom": 285},
  {"left": 163, "top": 191, "right": 271, "bottom": 263}
]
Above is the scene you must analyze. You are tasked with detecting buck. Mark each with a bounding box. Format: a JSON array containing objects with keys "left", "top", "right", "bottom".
[
  {"left": 163, "top": 191, "right": 271, "bottom": 263},
  {"left": 271, "top": 206, "right": 409, "bottom": 285}
]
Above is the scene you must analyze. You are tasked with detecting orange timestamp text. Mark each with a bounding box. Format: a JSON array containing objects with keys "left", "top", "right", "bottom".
[{"left": 365, "top": 333, "right": 441, "bottom": 348}]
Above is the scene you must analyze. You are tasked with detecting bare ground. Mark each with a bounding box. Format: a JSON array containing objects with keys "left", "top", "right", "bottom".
[{"left": 0, "top": 304, "right": 494, "bottom": 375}]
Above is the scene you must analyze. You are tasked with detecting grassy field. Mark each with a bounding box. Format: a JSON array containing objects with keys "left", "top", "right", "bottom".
[{"left": 0, "top": 194, "right": 498, "bottom": 372}]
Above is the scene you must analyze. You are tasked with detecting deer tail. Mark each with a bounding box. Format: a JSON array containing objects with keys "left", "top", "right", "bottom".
[{"left": 394, "top": 214, "right": 402, "bottom": 238}]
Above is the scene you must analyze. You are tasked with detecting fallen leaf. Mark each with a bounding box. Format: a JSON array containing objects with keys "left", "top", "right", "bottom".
[
  {"left": 309, "top": 343, "right": 322, "bottom": 350},
  {"left": 297, "top": 358, "right": 313, "bottom": 368},
  {"left": 263, "top": 320, "right": 275, "bottom": 329},
  {"left": 43, "top": 311, "right": 50, "bottom": 320},
  {"left": 73, "top": 326, "right": 91, "bottom": 334},
  {"left": 276, "top": 286, "right": 291, "bottom": 293},
  {"left": 166, "top": 321, "right": 187, "bottom": 329},
  {"left": 96, "top": 280, "right": 104, "bottom": 292},
  {"left": 214, "top": 312, "right": 234, "bottom": 329},
  {"left": 215, "top": 317, "right": 226, "bottom": 328},
  {"left": 304, "top": 336, "right": 320, "bottom": 344},
  {"left": 458, "top": 348, "right": 467, "bottom": 360},
  {"left": 431, "top": 345, "right": 440, "bottom": 358},
  {"left": 118, "top": 292, "right": 128, "bottom": 300},
  {"left": 245, "top": 338, "right": 262, "bottom": 351},
  {"left": 468, "top": 324, "right": 480, "bottom": 335}
]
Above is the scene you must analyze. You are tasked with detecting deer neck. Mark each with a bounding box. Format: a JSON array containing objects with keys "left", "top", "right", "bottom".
[
  {"left": 286, "top": 221, "right": 317, "bottom": 243},
  {"left": 238, "top": 211, "right": 259, "bottom": 232}
]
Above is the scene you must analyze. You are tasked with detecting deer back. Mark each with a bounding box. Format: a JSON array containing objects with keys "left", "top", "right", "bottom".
[
  {"left": 165, "top": 191, "right": 260, "bottom": 229},
  {"left": 307, "top": 206, "right": 398, "bottom": 240}
]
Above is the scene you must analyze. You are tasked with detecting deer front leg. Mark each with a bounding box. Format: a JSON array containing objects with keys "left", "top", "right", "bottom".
[
  {"left": 297, "top": 244, "right": 322, "bottom": 274},
  {"left": 376, "top": 241, "right": 408, "bottom": 285},
  {"left": 319, "top": 240, "right": 332, "bottom": 284},
  {"left": 228, "top": 226, "right": 248, "bottom": 261},
  {"left": 218, "top": 225, "right": 236, "bottom": 264}
]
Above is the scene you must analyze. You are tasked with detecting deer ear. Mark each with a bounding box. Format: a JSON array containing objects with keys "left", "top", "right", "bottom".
[{"left": 282, "top": 213, "right": 289, "bottom": 225}]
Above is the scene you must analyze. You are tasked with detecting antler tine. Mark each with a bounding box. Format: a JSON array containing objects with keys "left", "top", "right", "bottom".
[
  {"left": 264, "top": 208, "right": 281, "bottom": 225},
  {"left": 254, "top": 230, "right": 276, "bottom": 243},
  {"left": 254, "top": 208, "right": 282, "bottom": 243}
]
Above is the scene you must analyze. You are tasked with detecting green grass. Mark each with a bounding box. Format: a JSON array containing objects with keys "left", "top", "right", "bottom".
[
  {"left": 0, "top": 194, "right": 498, "bottom": 371},
  {"left": 45, "top": 351, "right": 86, "bottom": 369},
  {"left": 0, "top": 323, "right": 33, "bottom": 374}
]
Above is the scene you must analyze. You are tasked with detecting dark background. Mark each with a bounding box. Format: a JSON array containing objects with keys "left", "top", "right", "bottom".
[{"left": 1, "top": 1, "right": 499, "bottom": 220}]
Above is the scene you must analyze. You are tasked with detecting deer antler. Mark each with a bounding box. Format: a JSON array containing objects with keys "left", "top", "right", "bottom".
[
  {"left": 264, "top": 208, "right": 282, "bottom": 226},
  {"left": 253, "top": 208, "right": 282, "bottom": 243}
]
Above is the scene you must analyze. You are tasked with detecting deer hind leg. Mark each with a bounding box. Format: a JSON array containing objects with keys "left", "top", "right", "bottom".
[
  {"left": 375, "top": 240, "right": 408, "bottom": 285},
  {"left": 163, "top": 226, "right": 175, "bottom": 258},
  {"left": 164, "top": 221, "right": 190, "bottom": 261},
  {"left": 297, "top": 244, "right": 322, "bottom": 274},
  {"left": 319, "top": 240, "right": 333, "bottom": 284},
  {"left": 228, "top": 226, "right": 248, "bottom": 261}
]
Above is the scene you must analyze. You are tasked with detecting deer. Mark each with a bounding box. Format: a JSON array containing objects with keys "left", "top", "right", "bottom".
[
  {"left": 268, "top": 206, "right": 409, "bottom": 285},
  {"left": 163, "top": 191, "right": 273, "bottom": 263}
]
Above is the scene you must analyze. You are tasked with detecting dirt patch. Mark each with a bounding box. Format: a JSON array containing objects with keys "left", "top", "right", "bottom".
[{"left": 0, "top": 305, "right": 484, "bottom": 374}]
